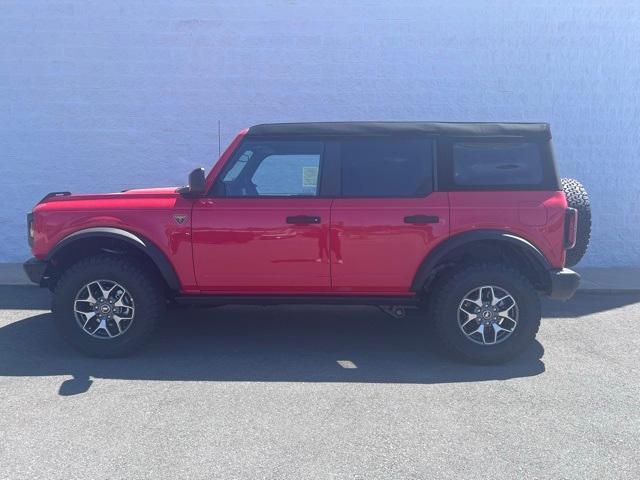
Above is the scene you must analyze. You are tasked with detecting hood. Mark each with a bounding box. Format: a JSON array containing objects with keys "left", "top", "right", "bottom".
[
  {"left": 119, "top": 186, "right": 180, "bottom": 195},
  {"left": 38, "top": 187, "right": 179, "bottom": 202},
  {"left": 33, "top": 187, "right": 182, "bottom": 211}
]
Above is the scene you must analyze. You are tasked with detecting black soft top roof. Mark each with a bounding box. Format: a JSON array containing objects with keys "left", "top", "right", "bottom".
[{"left": 247, "top": 122, "right": 551, "bottom": 140}]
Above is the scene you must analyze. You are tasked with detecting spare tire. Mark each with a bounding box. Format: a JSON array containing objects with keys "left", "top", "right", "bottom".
[{"left": 561, "top": 178, "right": 591, "bottom": 267}]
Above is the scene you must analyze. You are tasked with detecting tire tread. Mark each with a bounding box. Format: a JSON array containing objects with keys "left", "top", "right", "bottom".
[
  {"left": 561, "top": 177, "right": 591, "bottom": 267},
  {"left": 53, "top": 254, "right": 164, "bottom": 357},
  {"left": 431, "top": 262, "right": 541, "bottom": 363}
]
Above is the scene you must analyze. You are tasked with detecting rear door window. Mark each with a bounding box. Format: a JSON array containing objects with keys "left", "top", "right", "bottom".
[{"left": 339, "top": 138, "right": 433, "bottom": 197}]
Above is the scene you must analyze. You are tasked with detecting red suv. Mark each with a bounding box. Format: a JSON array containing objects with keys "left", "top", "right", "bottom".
[{"left": 23, "top": 122, "right": 590, "bottom": 363}]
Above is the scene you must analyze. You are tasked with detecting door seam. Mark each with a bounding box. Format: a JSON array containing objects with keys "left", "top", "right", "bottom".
[{"left": 328, "top": 198, "right": 334, "bottom": 289}]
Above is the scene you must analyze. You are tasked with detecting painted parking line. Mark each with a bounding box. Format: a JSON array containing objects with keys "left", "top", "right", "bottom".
[{"left": 336, "top": 360, "right": 358, "bottom": 369}]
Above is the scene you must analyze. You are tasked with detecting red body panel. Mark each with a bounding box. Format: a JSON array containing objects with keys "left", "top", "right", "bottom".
[
  {"left": 192, "top": 197, "right": 332, "bottom": 293},
  {"left": 330, "top": 194, "right": 450, "bottom": 293},
  {"left": 29, "top": 129, "right": 569, "bottom": 296},
  {"left": 448, "top": 191, "right": 567, "bottom": 268},
  {"left": 31, "top": 188, "right": 198, "bottom": 290}
]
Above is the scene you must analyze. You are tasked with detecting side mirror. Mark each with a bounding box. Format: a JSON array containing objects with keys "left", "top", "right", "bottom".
[{"left": 179, "top": 168, "right": 206, "bottom": 197}]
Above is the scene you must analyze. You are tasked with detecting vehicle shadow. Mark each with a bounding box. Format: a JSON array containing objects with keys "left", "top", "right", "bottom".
[
  {"left": 0, "top": 285, "right": 52, "bottom": 310},
  {"left": 0, "top": 303, "right": 545, "bottom": 395},
  {"left": 3, "top": 286, "right": 640, "bottom": 396}
]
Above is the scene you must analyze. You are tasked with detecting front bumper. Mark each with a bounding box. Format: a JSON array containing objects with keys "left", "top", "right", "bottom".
[
  {"left": 548, "top": 268, "right": 580, "bottom": 300},
  {"left": 23, "top": 257, "right": 48, "bottom": 286}
]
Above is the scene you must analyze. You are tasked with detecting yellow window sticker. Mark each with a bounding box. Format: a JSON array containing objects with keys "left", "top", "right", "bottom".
[{"left": 302, "top": 166, "right": 318, "bottom": 187}]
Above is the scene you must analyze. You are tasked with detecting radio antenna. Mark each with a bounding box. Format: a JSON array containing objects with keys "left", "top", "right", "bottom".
[{"left": 217, "top": 120, "right": 221, "bottom": 158}]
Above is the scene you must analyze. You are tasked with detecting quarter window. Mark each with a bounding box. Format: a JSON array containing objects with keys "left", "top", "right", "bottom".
[
  {"left": 340, "top": 139, "right": 433, "bottom": 197},
  {"left": 452, "top": 142, "right": 543, "bottom": 186}
]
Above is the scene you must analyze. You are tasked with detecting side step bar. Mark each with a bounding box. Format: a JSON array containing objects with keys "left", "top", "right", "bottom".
[{"left": 173, "top": 295, "right": 421, "bottom": 307}]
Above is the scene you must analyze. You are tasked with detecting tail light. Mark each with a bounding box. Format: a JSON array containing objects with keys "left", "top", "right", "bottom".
[{"left": 565, "top": 208, "right": 578, "bottom": 249}]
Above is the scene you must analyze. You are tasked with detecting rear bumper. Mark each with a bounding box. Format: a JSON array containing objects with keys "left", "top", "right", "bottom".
[
  {"left": 548, "top": 268, "right": 580, "bottom": 300},
  {"left": 23, "top": 257, "right": 48, "bottom": 286}
]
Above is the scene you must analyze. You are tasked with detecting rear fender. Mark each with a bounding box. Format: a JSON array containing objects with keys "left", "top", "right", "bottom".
[{"left": 411, "top": 230, "right": 552, "bottom": 292}]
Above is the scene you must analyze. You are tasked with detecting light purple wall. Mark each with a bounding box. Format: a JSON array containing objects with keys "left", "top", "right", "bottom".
[{"left": 1, "top": 1, "right": 639, "bottom": 265}]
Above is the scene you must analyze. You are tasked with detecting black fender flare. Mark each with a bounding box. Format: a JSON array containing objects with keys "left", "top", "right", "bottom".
[
  {"left": 46, "top": 227, "right": 181, "bottom": 290},
  {"left": 410, "top": 230, "right": 552, "bottom": 292}
]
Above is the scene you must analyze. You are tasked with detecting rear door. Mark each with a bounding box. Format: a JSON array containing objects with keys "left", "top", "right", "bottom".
[
  {"left": 330, "top": 137, "right": 449, "bottom": 294},
  {"left": 192, "top": 139, "right": 332, "bottom": 293}
]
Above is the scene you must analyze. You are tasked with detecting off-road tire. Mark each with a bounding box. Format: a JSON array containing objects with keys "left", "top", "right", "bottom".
[
  {"left": 52, "top": 254, "right": 165, "bottom": 357},
  {"left": 561, "top": 177, "right": 591, "bottom": 267},
  {"left": 431, "top": 263, "right": 541, "bottom": 364}
]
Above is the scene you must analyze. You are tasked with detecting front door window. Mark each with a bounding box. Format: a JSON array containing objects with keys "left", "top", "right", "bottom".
[{"left": 215, "top": 141, "right": 323, "bottom": 197}]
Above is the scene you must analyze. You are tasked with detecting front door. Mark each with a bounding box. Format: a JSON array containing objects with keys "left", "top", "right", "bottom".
[
  {"left": 330, "top": 137, "right": 449, "bottom": 294},
  {"left": 192, "top": 139, "right": 332, "bottom": 293}
]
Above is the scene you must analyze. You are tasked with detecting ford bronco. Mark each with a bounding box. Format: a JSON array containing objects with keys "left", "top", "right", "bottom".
[{"left": 23, "top": 122, "right": 591, "bottom": 363}]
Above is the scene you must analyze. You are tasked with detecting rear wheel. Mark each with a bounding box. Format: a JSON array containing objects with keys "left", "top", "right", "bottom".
[
  {"left": 431, "top": 263, "right": 541, "bottom": 363},
  {"left": 52, "top": 254, "right": 165, "bottom": 357}
]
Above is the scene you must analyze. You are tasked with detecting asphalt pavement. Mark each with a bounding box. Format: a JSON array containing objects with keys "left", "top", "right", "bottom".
[{"left": 0, "top": 286, "right": 638, "bottom": 479}]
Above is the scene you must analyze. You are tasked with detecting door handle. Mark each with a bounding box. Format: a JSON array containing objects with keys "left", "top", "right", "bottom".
[
  {"left": 404, "top": 215, "right": 439, "bottom": 224},
  {"left": 286, "top": 215, "right": 321, "bottom": 225}
]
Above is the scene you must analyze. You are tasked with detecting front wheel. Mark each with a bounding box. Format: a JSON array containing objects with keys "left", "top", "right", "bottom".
[
  {"left": 431, "top": 264, "right": 541, "bottom": 364},
  {"left": 52, "top": 255, "right": 165, "bottom": 357}
]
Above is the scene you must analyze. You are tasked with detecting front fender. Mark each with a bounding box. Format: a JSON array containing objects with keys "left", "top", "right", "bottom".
[{"left": 46, "top": 227, "right": 181, "bottom": 290}]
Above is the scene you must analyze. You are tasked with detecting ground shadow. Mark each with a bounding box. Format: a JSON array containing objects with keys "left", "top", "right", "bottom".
[
  {"left": 0, "top": 303, "right": 545, "bottom": 394},
  {"left": 0, "top": 286, "right": 640, "bottom": 395},
  {"left": 3, "top": 286, "right": 640, "bottom": 395},
  {"left": 3, "top": 286, "right": 639, "bottom": 396},
  {"left": 0, "top": 285, "right": 51, "bottom": 310}
]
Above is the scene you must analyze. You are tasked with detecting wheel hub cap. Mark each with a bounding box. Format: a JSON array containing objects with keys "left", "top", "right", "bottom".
[
  {"left": 458, "top": 285, "right": 519, "bottom": 345},
  {"left": 73, "top": 280, "right": 135, "bottom": 339}
]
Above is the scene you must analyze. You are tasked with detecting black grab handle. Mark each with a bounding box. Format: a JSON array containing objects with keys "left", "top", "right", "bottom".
[
  {"left": 404, "top": 215, "right": 439, "bottom": 224},
  {"left": 286, "top": 215, "right": 321, "bottom": 225}
]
